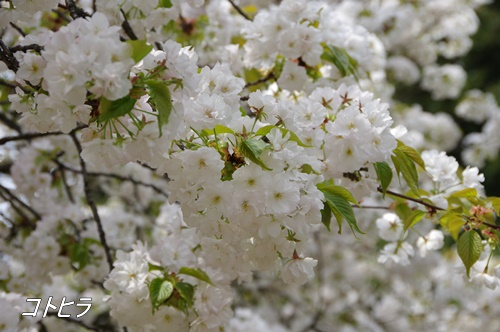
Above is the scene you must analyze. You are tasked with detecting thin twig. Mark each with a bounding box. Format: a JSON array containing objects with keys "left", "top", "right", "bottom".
[
  {"left": 0, "top": 125, "right": 87, "bottom": 146},
  {"left": 0, "top": 112, "right": 21, "bottom": 133},
  {"left": 0, "top": 184, "right": 41, "bottom": 221},
  {"left": 0, "top": 79, "right": 17, "bottom": 89},
  {"left": 378, "top": 186, "right": 500, "bottom": 230},
  {"left": 45, "top": 312, "right": 101, "bottom": 332},
  {"left": 120, "top": 8, "right": 138, "bottom": 40},
  {"left": 378, "top": 187, "right": 444, "bottom": 212},
  {"left": 55, "top": 159, "right": 169, "bottom": 198},
  {"left": 244, "top": 72, "right": 275, "bottom": 89},
  {"left": 57, "top": 163, "right": 75, "bottom": 203},
  {"left": 10, "top": 44, "right": 44, "bottom": 53},
  {"left": 70, "top": 132, "right": 114, "bottom": 272},
  {"left": 227, "top": 0, "right": 252, "bottom": 21},
  {"left": 65, "top": 0, "right": 90, "bottom": 19},
  {"left": 0, "top": 191, "right": 36, "bottom": 231},
  {"left": 352, "top": 205, "right": 392, "bottom": 210},
  {"left": 52, "top": 9, "right": 72, "bottom": 22},
  {"left": 0, "top": 38, "right": 19, "bottom": 71},
  {"left": 9, "top": 22, "right": 26, "bottom": 37}
]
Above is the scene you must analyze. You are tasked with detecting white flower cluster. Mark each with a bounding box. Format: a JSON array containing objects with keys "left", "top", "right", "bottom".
[{"left": 0, "top": 0, "right": 499, "bottom": 331}]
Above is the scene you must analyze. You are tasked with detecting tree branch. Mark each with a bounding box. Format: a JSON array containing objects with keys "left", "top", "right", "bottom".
[
  {"left": 54, "top": 158, "right": 169, "bottom": 198},
  {"left": 9, "top": 22, "right": 26, "bottom": 37},
  {"left": 52, "top": 9, "right": 72, "bottom": 22},
  {"left": 0, "top": 39, "right": 19, "bottom": 71},
  {"left": 70, "top": 132, "right": 114, "bottom": 272},
  {"left": 65, "top": 0, "right": 90, "bottom": 19},
  {"left": 46, "top": 312, "right": 102, "bottom": 332},
  {"left": 378, "top": 186, "right": 500, "bottom": 230},
  {"left": 378, "top": 186, "right": 444, "bottom": 212},
  {"left": 0, "top": 112, "right": 22, "bottom": 133},
  {"left": 244, "top": 72, "right": 275, "bottom": 89},
  {"left": 120, "top": 8, "right": 138, "bottom": 40},
  {"left": 0, "top": 125, "right": 87, "bottom": 146},
  {"left": 227, "top": 0, "right": 252, "bottom": 21},
  {"left": 10, "top": 44, "right": 44, "bottom": 53},
  {"left": 0, "top": 184, "right": 41, "bottom": 221}
]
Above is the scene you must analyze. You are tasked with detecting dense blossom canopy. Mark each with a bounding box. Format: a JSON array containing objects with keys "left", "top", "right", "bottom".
[{"left": 1, "top": 0, "right": 500, "bottom": 331}]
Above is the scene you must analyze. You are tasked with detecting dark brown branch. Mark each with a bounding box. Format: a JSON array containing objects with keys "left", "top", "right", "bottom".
[
  {"left": 52, "top": 9, "right": 72, "bottom": 22},
  {"left": 56, "top": 163, "right": 75, "bottom": 203},
  {"left": 244, "top": 72, "right": 275, "bottom": 89},
  {"left": 0, "top": 39, "right": 19, "bottom": 71},
  {"left": 70, "top": 132, "right": 114, "bottom": 272},
  {"left": 9, "top": 22, "right": 26, "bottom": 37},
  {"left": 0, "top": 79, "right": 17, "bottom": 89},
  {"left": 45, "top": 312, "right": 101, "bottom": 332},
  {"left": 352, "top": 204, "right": 392, "bottom": 210},
  {"left": 378, "top": 186, "right": 444, "bottom": 212},
  {"left": 0, "top": 184, "right": 41, "bottom": 221},
  {"left": 0, "top": 125, "right": 87, "bottom": 146},
  {"left": 55, "top": 159, "right": 169, "bottom": 198},
  {"left": 227, "top": 0, "right": 252, "bottom": 21},
  {"left": 378, "top": 186, "right": 500, "bottom": 230},
  {"left": 65, "top": 0, "right": 90, "bottom": 19},
  {"left": 120, "top": 8, "right": 138, "bottom": 40},
  {"left": 0, "top": 112, "right": 21, "bottom": 133},
  {"left": 9, "top": 44, "right": 44, "bottom": 54}
]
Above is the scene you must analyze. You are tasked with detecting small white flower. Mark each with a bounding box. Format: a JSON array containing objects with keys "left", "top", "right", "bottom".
[
  {"left": 471, "top": 271, "right": 499, "bottom": 290},
  {"left": 417, "top": 230, "right": 444, "bottom": 257},
  {"left": 281, "top": 257, "right": 318, "bottom": 285},
  {"left": 376, "top": 213, "right": 404, "bottom": 242},
  {"left": 378, "top": 242, "right": 414, "bottom": 266}
]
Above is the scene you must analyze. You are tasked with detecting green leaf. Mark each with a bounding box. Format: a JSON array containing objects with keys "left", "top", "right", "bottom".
[
  {"left": 374, "top": 162, "right": 392, "bottom": 197},
  {"left": 392, "top": 148, "right": 419, "bottom": 194},
  {"left": 126, "top": 40, "right": 153, "bottom": 63},
  {"left": 320, "top": 203, "right": 332, "bottom": 232},
  {"left": 150, "top": 278, "right": 174, "bottom": 312},
  {"left": 255, "top": 125, "right": 310, "bottom": 147},
  {"left": 318, "top": 183, "right": 359, "bottom": 206},
  {"left": 145, "top": 80, "right": 173, "bottom": 136},
  {"left": 457, "top": 231, "right": 483, "bottom": 278},
  {"left": 486, "top": 197, "right": 500, "bottom": 215},
  {"left": 403, "top": 210, "right": 426, "bottom": 231},
  {"left": 318, "top": 185, "right": 363, "bottom": 235},
  {"left": 158, "top": 0, "right": 173, "bottom": 8},
  {"left": 448, "top": 188, "right": 478, "bottom": 199},
  {"left": 439, "top": 212, "right": 465, "bottom": 240},
  {"left": 320, "top": 44, "right": 359, "bottom": 80},
  {"left": 395, "top": 203, "right": 412, "bottom": 221},
  {"left": 166, "top": 282, "right": 195, "bottom": 315},
  {"left": 201, "top": 124, "right": 235, "bottom": 137},
  {"left": 299, "top": 164, "right": 320, "bottom": 175},
  {"left": 396, "top": 141, "right": 425, "bottom": 169},
  {"left": 273, "top": 56, "right": 285, "bottom": 80},
  {"left": 98, "top": 96, "right": 136, "bottom": 122},
  {"left": 239, "top": 137, "right": 272, "bottom": 170},
  {"left": 179, "top": 267, "right": 214, "bottom": 286},
  {"left": 148, "top": 263, "right": 164, "bottom": 272}
]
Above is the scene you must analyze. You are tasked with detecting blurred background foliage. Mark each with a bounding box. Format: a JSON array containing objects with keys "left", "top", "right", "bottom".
[{"left": 394, "top": 1, "right": 500, "bottom": 196}]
